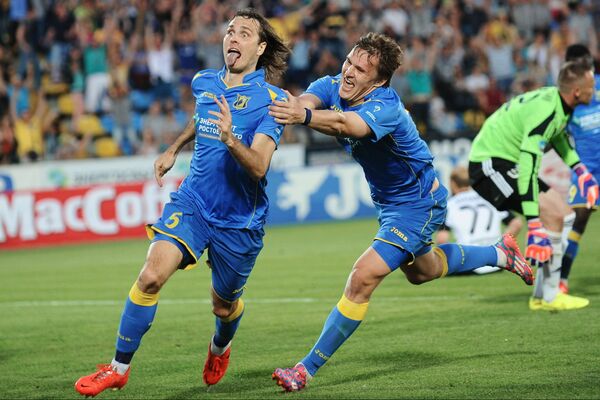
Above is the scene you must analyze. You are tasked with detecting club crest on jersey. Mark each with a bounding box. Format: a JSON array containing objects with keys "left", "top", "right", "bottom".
[{"left": 233, "top": 94, "right": 250, "bottom": 110}]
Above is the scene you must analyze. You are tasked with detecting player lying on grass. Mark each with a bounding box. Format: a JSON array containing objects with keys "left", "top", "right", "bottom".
[
  {"left": 469, "top": 59, "right": 597, "bottom": 311},
  {"left": 74, "top": 8, "right": 290, "bottom": 397},
  {"left": 267, "top": 32, "right": 533, "bottom": 392}
]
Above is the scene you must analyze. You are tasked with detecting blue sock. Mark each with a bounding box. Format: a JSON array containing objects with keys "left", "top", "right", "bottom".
[
  {"left": 301, "top": 295, "right": 368, "bottom": 377},
  {"left": 437, "top": 244, "right": 498, "bottom": 276},
  {"left": 561, "top": 231, "right": 581, "bottom": 280},
  {"left": 114, "top": 283, "right": 158, "bottom": 364},
  {"left": 214, "top": 298, "right": 245, "bottom": 348}
]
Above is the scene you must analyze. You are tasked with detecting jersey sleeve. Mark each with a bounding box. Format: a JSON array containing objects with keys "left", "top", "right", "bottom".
[
  {"left": 255, "top": 90, "right": 286, "bottom": 147},
  {"left": 190, "top": 71, "right": 206, "bottom": 98},
  {"left": 551, "top": 131, "right": 580, "bottom": 168},
  {"left": 305, "top": 76, "right": 336, "bottom": 108},
  {"left": 517, "top": 108, "right": 556, "bottom": 218},
  {"left": 355, "top": 99, "right": 401, "bottom": 141}
]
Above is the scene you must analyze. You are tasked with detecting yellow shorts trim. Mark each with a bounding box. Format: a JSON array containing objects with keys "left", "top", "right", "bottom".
[
  {"left": 336, "top": 294, "right": 369, "bottom": 321},
  {"left": 221, "top": 298, "right": 245, "bottom": 322},
  {"left": 433, "top": 247, "right": 448, "bottom": 278},
  {"left": 129, "top": 282, "right": 159, "bottom": 306},
  {"left": 146, "top": 225, "right": 198, "bottom": 270},
  {"left": 568, "top": 230, "right": 582, "bottom": 242},
  {"left": 373, "top": 237, "right": 416, "bottom": 265}
]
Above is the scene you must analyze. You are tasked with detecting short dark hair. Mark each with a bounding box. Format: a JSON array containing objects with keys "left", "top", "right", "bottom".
[
  {"left": 558, "top": 61, "right": 592, "bottom": 93},
  {"left": 354, "top": 32, "right": 403, "bottom": 87},
  {"left": 234, "top": 8, "right": 291, "bottom": 83},
  {"left": 565, "top": 44, "right": 594, "bottom": 70}
]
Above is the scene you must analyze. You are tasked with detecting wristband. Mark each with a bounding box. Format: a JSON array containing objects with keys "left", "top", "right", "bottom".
[{"left": 302, "top": 108, "right": 312, "bottom": 125}]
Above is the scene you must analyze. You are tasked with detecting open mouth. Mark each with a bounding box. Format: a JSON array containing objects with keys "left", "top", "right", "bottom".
[
  {"left": 226, "top": 48, "right": 241, "bottom": 66},
  {"left": 342, "top": 76, "right": 354, "bottom": 88}
]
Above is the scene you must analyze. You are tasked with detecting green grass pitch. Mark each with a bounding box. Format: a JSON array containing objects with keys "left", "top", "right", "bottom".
[{"left": 1, "top": 215, "right": 599, "bottom": 399}]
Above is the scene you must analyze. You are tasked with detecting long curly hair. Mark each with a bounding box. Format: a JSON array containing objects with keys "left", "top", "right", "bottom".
[{"left": 234, "top": 8, "right": 290, "bottom": 83}]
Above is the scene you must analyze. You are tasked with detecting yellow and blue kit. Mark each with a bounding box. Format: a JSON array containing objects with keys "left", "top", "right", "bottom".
[
  {"left": 306, "top": 74, "right": 447, "bottom": 268},
  {"left": 148, "top": 67, "right": 286, "bottom": 301}
]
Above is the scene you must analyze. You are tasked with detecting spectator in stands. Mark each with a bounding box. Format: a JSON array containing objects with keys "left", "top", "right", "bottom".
[
  {"left": 11, "top": 89, "right": 56, "bottom": 162},
  {"left": 0, "top": 114, "right": 18, "bottom": 164},
  {"left": 108, "top": 41, "right": 136, "bottom": 154}
]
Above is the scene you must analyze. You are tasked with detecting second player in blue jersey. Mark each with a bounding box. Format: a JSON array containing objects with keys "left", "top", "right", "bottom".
[{"left": 269, "top": 32, "right": 534, "bottom": 392}]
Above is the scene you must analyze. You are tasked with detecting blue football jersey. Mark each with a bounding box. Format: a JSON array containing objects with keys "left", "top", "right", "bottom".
[
  {"left": 180, "top": 67, "right": 285, "bottom": 229},
  {"left": 568, "top": 74, "right": 600, "bottom": 175},
  {"left": 306, "top": 74, "right": 436, "bottom": 205}
]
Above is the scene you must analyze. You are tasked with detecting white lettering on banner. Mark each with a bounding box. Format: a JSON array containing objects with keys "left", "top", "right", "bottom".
[
  {"left": 0, "top": 194, "right": 36, "bottom": 242},
  {"left": 117, "top": 192, "right": 144, "bottom": 228},
  {"left": 85, "top": 187, "right": 118, "bottom": 235},
  {"left": 0, "top": 181, "right": 179, "bottom": 244},
  {"left": 65, "top": 196, "right": 85, "bottom": 231},
  {"left": 325, "top": 166, "right": 373, "bottom": 219},
  {"left": 277, "top": 169, "right": 328, "bottom": 219},
  {"left": 36, "top": 199, "right": 65, "bottom": 234}
]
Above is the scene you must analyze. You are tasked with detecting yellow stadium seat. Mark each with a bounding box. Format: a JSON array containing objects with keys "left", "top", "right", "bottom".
[
  {"left": 76, "top": 114, "right": 105, "bottom": 136},
  {"left": 95, "top": 137, "right": 120, "bottom": 157},
  {"left": 58, "top": 94, "right": 74, "bottom": 115}
]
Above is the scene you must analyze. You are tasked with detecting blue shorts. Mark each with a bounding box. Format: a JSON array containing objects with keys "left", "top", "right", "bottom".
[
  {"left": 147, "top": 191, "right": 264, "bottom": 302},
  {"left": 372, "top": 184, "right": 448, "bottom": 271},
  {"left": 568, "top": 171, "right": 600, "bottom": 209}
]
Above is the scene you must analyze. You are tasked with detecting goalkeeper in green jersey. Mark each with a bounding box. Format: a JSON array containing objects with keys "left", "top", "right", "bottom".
[{"left": 469, "top": 61, "right": 598, "bottom": 311}]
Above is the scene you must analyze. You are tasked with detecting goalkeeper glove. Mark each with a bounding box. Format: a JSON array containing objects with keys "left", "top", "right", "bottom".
[
  {"left": 525, "top": 218, "right": 552, "bottom": 268},
  {"left": 574, "top": 163, "right": 599, "bottom": 209}
]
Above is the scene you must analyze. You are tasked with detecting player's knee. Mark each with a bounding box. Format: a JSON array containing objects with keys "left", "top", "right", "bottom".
[
  {"left": 137, "top": 270, "right": 163, "bottom": 293},
  {"left": 405, "top": 272, "right": 429, "bottom": 285},
  {"left": 212, "top": 302, "right": 235, "bottom": 319}
]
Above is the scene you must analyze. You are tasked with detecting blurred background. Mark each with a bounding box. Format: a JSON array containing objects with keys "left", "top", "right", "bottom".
[{"left": 0, "top": 0, "right": 598, "bottom": 248}]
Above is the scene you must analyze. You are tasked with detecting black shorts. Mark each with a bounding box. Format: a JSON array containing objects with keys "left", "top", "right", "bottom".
[{"left": 468, "top": 158, "right": 550, "bottom": 214}]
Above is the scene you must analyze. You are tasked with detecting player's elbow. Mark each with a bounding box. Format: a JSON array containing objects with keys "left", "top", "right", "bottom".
[{"left": 249, "top": 164, "right": 268, "bottom": 182}]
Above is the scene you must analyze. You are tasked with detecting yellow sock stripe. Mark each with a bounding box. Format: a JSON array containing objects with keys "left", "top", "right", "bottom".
[
  {"left": 221, "top": 298, "right": 245, "bottom": 322},
  {"left": 433, "top": 247, "right": 449, "bottom": 278},
  {"left": 336, "top": 294, "right": 369, "bottom": 321},
  {"left": 129, "top": 282, "right": 159, "bottom": 306},
  {"left": 568, "top": 231, "right": 581, "bottom": 242}
]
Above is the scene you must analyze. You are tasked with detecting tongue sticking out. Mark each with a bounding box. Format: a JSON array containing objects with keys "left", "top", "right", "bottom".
[{"left": 226, "top": 51, "right": 240, "bottom": 67}]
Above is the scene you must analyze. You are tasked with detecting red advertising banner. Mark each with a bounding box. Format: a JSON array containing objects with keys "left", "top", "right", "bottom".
[{"left": 0, "top": 180, "right": 179, "bottom": 249}]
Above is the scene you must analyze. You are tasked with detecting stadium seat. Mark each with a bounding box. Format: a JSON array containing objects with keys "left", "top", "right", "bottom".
[
  {"left": 58, "top": 94, "right": 74, "bottom": 115},
  {"left": 131, "top": 90, "right": 153, "bottom": 112},
  {"left": 100, "top": 114, "right": 115, "bottom": 134},
  {"left": 76, "top": 114, "right": 105, "bottom": 136},
  {"left": 95, "top": 137, "right": 120, "bottom": 157}
]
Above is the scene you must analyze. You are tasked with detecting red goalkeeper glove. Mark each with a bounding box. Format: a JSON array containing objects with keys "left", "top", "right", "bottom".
[
  {"left": 525, "top": 218, "right": 552, "bottom": 268},
  {"left": 574, "top": 163, "right": 599, "bottom": 209}
]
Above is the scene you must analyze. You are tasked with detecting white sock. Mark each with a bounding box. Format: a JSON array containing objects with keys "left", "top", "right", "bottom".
[
  {"left": 561, "top": 212, "right": 575, "bottom": 251},
  {"left": 532, "top": 267, "right": 544, "bottom": 299},
  {"left": 110, "top": 359, "right": 130, "bottom": 375},
  {"left": 495, "top": 247, "right": 507, "bottom": 267},
  {"left": 542, "top": 231, "right": 563, "bottom": 303},
  {"left": 210, "top": 336, "right": 231, "bottom": 356}
]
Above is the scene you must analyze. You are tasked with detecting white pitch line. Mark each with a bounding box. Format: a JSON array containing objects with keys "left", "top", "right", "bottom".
[{"left": 0, "top": 295, "right": 478, "bottom": 308}]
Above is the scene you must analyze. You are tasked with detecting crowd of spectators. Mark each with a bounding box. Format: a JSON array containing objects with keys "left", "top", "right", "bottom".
[{"left": 0, "top": 0, "right": 599, "bottom": 165}]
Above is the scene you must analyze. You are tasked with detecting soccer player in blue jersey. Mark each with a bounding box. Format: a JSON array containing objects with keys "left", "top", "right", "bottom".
[
  {"left": 268, "top": 33, "right": 533, "bottom": 392},
  {"left": 560, "top": 44, "right": 600, "bottom": 294},
  {"left": 74, "top": 9, "right": 290, "bottom": 396}
]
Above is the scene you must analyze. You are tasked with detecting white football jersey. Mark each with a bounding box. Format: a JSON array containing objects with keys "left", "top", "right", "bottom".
[{"left": 445, "top": 189, "right": 508, "bottom": 246}]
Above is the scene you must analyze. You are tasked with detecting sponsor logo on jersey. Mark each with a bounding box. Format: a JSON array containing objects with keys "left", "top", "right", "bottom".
[{"left": 200, "top": 91, "right": 217, "bottom": 100}]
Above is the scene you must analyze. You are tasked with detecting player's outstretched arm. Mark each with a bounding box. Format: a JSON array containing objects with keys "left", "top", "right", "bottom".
[
  {"left": 154, "top": 118, "right": 196, "bottom": 187},
  {"left": 209, "top": 95, "right": 276, "bottom": 181},
  {"left": 269, "top": 92, "right": 371, "bottom": 138}
]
